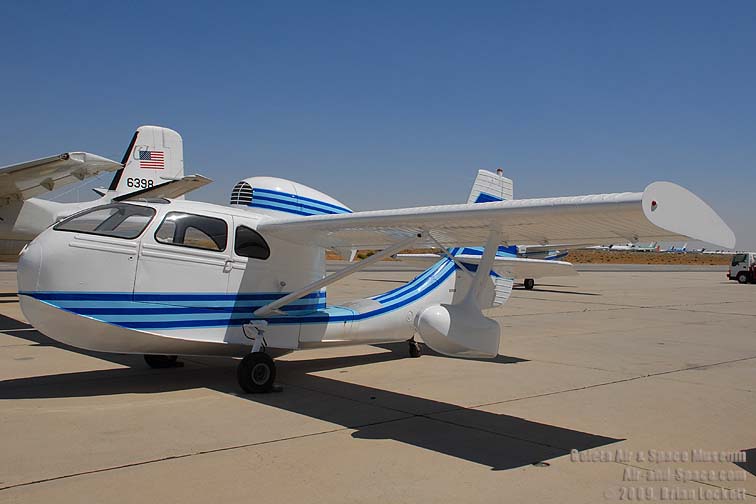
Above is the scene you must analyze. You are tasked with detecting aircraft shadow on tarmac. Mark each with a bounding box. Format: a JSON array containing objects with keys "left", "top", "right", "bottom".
[
  {"left": 513, "top": 285, "right": 601, "bottom": 296},
  {"left": 0, "top": 314, "right": 622, "bottom": 471},
  {"left": 735, "top": 448, "right": 756, "bottom": 476}
]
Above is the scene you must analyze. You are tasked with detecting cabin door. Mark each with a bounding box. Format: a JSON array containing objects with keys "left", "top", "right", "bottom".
[{"left": 134, "top": 210, "right": 233, "bottom": 308}]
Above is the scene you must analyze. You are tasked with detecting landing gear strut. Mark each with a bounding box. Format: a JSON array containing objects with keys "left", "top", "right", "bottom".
[
  {"left": 144, "top": 354, "right": 182, "bottom": 368},
  {"left": 237, "top": 352, "right": 276, "bottom": 393},
  {"left": 408, "top": 339, "right": 422, "bottom": 358},
  {"left": 524, "top": 278, "right": 535, "bottom": 290}
]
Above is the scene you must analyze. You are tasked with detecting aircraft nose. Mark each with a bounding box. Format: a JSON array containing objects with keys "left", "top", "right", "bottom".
[{"left": 17, "top": 237, "right": 43, "bottom": 293}]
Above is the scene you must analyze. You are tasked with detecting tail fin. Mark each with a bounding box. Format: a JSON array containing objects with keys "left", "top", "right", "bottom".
[
  {"left": 108, "top": 125, "right": 184, "bottom": 195},
  {"left": 467, "top": 169, "right": 513, "bottom": 203}
]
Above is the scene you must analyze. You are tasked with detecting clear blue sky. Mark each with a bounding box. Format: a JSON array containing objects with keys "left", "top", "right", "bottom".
[{"left": 1, "top": 1, "right": 754, "bottom": 248}]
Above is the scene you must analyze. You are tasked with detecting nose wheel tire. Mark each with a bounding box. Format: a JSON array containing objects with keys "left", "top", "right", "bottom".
[
  {"left": 524, "top": 278, "right": 535, "bottom": 290},
  {"left": 144, "top": 355, "right": 182, "bottom": 368},
  {"left": 237, "top": 352, "right": 276, "bottom": 393},
  {"left": 409, "top": 340, "right": 422, "bottom": 358}
]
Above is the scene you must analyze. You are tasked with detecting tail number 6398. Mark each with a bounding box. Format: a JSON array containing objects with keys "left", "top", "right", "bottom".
[{"left": 126, "top": 178, "right": 154, "bottom": 189}]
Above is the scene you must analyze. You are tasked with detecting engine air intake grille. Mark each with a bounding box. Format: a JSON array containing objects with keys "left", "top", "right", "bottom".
[{"left": 230, "top": 181, "right": 253, "bottom": 205}]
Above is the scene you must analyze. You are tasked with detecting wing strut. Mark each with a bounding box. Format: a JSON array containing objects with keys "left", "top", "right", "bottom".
[
  {"left": 465, "top": 230, "right": 502, "bottom": 302},
  {"left": 427, "top": 234, "right": 474, "bottom": 279},
  {"left": 253, "top": 234, "right": 421, "bottom": 317}
]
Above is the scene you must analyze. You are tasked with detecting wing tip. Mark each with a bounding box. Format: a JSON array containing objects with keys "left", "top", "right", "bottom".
[{"left": 642, "top": 182, "right": 736, "bottom": 249}]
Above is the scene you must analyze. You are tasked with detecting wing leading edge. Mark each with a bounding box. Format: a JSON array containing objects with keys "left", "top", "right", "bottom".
[{"left": 257, "top": 182, "right": 735, "bottom": 250}]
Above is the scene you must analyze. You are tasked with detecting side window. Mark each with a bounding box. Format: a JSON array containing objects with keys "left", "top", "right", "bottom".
[
  {"left": 235, "top": 226, "right": 270, "bottom": 260},
  {"left": 155, "top": 212, "right": 227, "bottom": 252}
]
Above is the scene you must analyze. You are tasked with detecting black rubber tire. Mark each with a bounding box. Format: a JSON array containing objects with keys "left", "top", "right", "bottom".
[
  {"left": 237, "top": 352, "right": 276, "bottom": 393},
  {"left": 524, "top": 278, "right": 535, "bottom": 290},
  {"left": 737, "top": 273, "right": 748, "bottom": 284},
  {"left": 144, "top": 354, "right": 179, "bottom": 368},
  {"left": 409, "top": 341, "right": 422, "bottom": 358}
]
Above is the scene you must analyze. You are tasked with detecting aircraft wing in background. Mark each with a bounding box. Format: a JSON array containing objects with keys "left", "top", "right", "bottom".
[{"left": 0, "top": 152, "right": 122, "bottom": 204}]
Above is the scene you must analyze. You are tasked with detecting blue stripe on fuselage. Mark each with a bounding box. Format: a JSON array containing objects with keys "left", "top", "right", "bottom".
[{"left": 20, "top": 258, "right": 457, "bottom": 330}]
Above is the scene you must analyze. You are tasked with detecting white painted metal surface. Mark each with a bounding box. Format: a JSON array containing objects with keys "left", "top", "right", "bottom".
[
  {"left": 467, "top": 169, "right": 513, "bottom": 203},
  {"left": 258, "top": 182, "right": 735, "bottom": 249}
]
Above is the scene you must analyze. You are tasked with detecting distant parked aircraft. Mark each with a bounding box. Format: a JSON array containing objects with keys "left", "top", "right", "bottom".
[{"left": 664, "top": 243, "right": 688, "bottom": 253}]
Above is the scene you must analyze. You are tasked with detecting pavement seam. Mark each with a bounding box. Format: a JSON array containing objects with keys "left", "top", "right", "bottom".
[
  {"left": 463, "top": 355, "right": 756, "bottom": 410},
  {"left": 497, "top": 306, "right": 633, "bottom": 318},
  {"left": 0, "top": 425, "right": 350, "bottom": 492},
  {"left": 282, "top": 380, "right": 756, "bottom": 495},
  {"left": 0, "top": 381, "right": 416, "bottom": 492}
]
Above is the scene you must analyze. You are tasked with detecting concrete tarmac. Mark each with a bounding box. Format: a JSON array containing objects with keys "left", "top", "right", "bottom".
[{"left": 0, "top": 269, "right": 754, "bottom": 503}]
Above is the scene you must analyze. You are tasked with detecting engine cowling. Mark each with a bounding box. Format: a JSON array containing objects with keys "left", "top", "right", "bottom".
[
  {"left": 415, "top": 302, "right": 500, "bottom": 358},
  {"left": 229, "top": 176, "right": 352, "bottom": 218}
]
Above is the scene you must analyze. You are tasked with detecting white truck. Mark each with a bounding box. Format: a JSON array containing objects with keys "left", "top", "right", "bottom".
[{"left": 728, "top": 253, "right": 756, "bottom": 284}]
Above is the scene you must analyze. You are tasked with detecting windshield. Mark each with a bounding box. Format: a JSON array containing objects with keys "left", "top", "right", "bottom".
[
  {"left": 731, "top": 254, "right": 747, "bottom": 267},
  {"left": 54, "top": 204, "right": 156, "bottom": 239}
]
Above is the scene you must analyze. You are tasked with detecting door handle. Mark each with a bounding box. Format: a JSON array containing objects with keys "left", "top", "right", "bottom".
[{"left": 223, "top": 260, "right": 233, "bottom": 273}]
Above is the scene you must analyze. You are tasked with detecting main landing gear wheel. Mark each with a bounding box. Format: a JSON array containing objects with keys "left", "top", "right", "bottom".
[
  {"left": 524, "top": 278, "right": 535, "bottom": 290},
  {"left": 408, "top": 340, "right": 422, "bottom": 358},
  {"left": 144, "top": 354, "right": 182, "bottom": 368},
  {"left": 237, "top": 352, "right": 276, "bottom": 393}
]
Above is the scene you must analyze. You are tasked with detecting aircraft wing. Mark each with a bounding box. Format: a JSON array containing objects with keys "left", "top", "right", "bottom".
[
  {"left": 257, "top": 182, "right": 736, "bottom": 250},
  {"left": 0, "top": 152, "right": 122, "bottom": 203},
  {"left": 396, "top": 254, "right": 578, "bottom": 279},
  {"left": 113, "top": 175, "right": 212, "bottom": 201}
]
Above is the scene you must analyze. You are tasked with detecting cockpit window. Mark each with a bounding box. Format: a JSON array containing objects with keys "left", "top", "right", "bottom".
[
  {"left": 155, "top": 212, "right": 227, "bottom": 252},
  {"left": 53, "top": 204, "right": 156, "bottom": 239}
]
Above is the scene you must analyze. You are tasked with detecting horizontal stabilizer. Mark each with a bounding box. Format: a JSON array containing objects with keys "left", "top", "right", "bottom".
[
  {"left": 0, "top": 152, "right": 122, "bottom": 203},
  {"left": 114, "top": 175, "right": 212, "bottom": 201},
  {"left": 396, "top": 254, "right": 578, "bottom": 279}
]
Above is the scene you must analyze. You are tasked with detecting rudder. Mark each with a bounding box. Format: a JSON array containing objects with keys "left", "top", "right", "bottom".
[{"left": 467, "top": 169, "right": 513, "bottom": 204}]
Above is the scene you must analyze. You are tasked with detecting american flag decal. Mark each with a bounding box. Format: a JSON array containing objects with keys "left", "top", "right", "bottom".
[{"left": 139, "top": 150, "right": 165, "bottom": 169}]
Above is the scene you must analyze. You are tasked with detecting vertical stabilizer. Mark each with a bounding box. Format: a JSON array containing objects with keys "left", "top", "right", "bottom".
[
  {"left": 109, "top": 126, "right": 184, "bottom": 195},
  {"left": 467, "top": 169, "right": 513, "bottom": 204}
]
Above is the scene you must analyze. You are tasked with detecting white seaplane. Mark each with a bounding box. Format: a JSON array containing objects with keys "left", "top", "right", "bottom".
[{"left": 17, "top": 169, "right": 735, "bottom": 392}]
